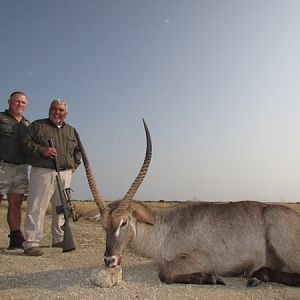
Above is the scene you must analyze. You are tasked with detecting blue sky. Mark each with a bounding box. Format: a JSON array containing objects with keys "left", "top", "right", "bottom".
[{"left": 1, "top": 0, "right": 300, "bottom": 202}]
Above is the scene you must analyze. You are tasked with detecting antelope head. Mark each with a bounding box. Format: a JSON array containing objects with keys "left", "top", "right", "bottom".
[{"left": 77, "top": 119, "right": 152, "bottom": 267}]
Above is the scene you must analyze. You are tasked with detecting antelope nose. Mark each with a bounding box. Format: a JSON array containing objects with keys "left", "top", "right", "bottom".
[{"left": 104, "top": 256, "right": 115, "bottom": 267}]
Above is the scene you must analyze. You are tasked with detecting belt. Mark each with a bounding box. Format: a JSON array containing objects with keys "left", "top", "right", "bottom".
[
  {"left": 59, "top": 168, "right": 69, "bottom": 171},
  {"left": 0, "top": 159, "right": 22, "bottom": 165}
]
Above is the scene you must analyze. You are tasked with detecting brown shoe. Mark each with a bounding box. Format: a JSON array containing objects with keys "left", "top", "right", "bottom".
[
  {"left": 51, "top": 241, "right": 64, "bottom": 248},
  {"left": 24, "top": 246, "right": 44, "bottom": 256}
]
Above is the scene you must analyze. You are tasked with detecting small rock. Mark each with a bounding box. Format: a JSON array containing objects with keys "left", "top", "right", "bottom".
[{"left": 90, "top": 265, "right": 122, "bottom": 288}]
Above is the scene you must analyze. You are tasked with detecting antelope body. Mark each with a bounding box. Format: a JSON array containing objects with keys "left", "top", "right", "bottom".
[{"left": 77, "top": 120, "right": 300, "bottom": 287}]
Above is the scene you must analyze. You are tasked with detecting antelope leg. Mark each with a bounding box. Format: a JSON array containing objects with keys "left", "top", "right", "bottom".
[
  {"left": 247, "top": 267, "right": 300, "bottom": 287},
  {"left": 159, "top": 271, "right": 225, "bottom": 285}
]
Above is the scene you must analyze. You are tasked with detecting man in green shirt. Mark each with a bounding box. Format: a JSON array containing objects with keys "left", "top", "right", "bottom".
[
  {"left": 22, "top": 99, "right": 81, "bottom": 256},
  {"left": 0, "top": 91, "right": 30, "bottom": 249}
]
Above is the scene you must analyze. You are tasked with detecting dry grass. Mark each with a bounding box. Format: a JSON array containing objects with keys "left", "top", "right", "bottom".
[
  {"left": 280, "top": 203, "right": 300, "bottom": 214},
  {"left": 46, "top": 200, "right": 176, "bottom": 216},
  {"left": 1, "top": 199, "right": 299, "bottom": 217}
]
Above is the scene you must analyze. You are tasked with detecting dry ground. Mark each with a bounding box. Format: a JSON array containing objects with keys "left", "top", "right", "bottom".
[{"left": 1, "top": 201, "right": 300, "bottom": 300}]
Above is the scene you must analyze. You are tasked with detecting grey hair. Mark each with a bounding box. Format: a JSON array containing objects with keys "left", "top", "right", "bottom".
[{"left": 50, "top": 99, "right": 68, "bottom": 112}]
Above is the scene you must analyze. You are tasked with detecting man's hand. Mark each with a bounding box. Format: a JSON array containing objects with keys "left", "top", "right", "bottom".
[{"left": 44, "top": 147, "right": 57, "bottom": 158}]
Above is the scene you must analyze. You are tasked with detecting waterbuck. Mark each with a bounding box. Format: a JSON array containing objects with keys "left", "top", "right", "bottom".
[{"left": 77, "top": 120, "right": 300, "bottom": 287}]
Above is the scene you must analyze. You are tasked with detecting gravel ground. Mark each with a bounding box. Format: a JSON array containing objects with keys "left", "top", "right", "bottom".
[{"left": 1, "top": 204, "right": 300, "bottom": 300}]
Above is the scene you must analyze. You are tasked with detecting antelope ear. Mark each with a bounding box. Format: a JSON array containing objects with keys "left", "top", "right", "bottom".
[{"left": 131, "top": 202, "right": 155, "bottom": 225}]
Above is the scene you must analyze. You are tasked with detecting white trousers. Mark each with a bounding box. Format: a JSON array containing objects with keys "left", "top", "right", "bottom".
[{"left": 23, "top": 167, "right": 72, "bottom": 249}]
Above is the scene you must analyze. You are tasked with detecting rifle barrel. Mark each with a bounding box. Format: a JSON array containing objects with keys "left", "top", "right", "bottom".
[{"left": 48, "top": 139, "right": 76, "bottom": 252}]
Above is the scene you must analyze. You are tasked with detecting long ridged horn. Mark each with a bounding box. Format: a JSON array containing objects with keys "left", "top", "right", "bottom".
[
  {"left": 116, "top": 119, "right": 152, "bottom": 212},
  {"left": 75, "top": 131, "right": 107, "bottom": 215}
]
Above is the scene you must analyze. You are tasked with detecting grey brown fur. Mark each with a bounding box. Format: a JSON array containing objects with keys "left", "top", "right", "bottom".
[
  {"left": 78, "top": 121, "right": 300, "bottom": 287},
  {"left": 103, "top": 200, "right": 300, "bottom": 286}
]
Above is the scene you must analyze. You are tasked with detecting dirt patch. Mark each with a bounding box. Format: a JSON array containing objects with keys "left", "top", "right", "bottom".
[{"left": 1, "top": 204, "right": 300, "bottom": 299}]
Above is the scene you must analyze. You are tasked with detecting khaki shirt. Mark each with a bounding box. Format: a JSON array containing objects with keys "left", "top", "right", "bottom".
[
  {"left": 22, "top": 118, "right": 81, "bottom": 170},
  {"left": 0, "top": 110, "right": 30, "bottom": 164}
]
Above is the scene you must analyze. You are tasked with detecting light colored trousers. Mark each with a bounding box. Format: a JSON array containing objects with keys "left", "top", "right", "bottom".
[{"left": 23, "top": 167, "right": 72, "bottom": 249}]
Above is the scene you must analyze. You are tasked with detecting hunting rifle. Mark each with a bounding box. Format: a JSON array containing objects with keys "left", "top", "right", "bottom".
[{"left": 48, "top": 139, "right": 78, "bottom": 252}]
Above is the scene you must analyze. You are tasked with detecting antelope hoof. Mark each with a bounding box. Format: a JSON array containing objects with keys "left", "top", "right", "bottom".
[
  {"left": 213, "top": 276, "right": 226, "bottom": 285},
  {"left": 246, "top": 277, "right": 262, "bottom": 287}
]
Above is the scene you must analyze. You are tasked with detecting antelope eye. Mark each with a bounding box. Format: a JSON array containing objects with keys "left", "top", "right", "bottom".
[{"left": 121, "top": 220, "right": 128, "bottom": 227}]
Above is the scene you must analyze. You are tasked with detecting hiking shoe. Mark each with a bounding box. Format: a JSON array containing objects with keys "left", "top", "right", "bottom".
[
  {"left": 8, "top": 230, "right": 25, "bottom": 249},
  {"left": 51, "top": 241, "right": 64, "bottom": 248},
  {"left": 24, "top": 246, "right": 44, "bottom": 256}
]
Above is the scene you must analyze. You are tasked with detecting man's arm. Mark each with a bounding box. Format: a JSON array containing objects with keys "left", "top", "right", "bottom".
[{"left": 22, "top": 123, "right": 45, "bottom": 158}]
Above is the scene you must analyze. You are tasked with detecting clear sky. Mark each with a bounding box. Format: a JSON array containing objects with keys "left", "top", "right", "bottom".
[{"left": 1, "top": 0, "right": 300, "bottom": 202}]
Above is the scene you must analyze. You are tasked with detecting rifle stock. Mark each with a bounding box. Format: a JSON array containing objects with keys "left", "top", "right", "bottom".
[{"left": 48, "top": 139, "right": 76, "bottom": 252}]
